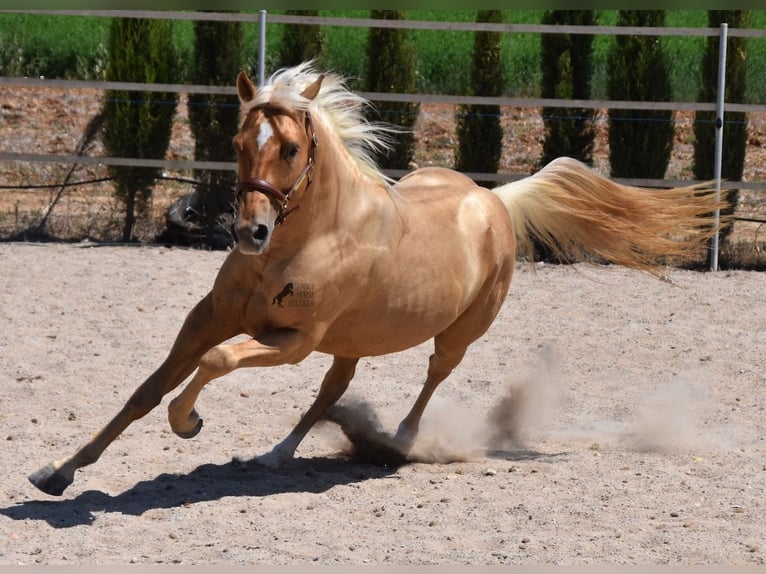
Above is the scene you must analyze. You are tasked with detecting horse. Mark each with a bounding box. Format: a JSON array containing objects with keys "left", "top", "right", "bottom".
[{"left": 29, "top": 62, "right": 723, "bottom": 496}]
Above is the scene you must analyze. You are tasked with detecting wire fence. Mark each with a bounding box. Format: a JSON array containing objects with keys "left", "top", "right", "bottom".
[{"left": 1, "top": 10, "right": 766, "bottom": 248}]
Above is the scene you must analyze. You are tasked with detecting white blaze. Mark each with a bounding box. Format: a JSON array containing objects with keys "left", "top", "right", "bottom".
[{"left": 257, "top": 120, "right": 274, "bottom": 150}]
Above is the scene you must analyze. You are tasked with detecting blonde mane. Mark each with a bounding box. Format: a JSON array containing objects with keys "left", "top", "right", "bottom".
[{"left": 244, "top": 62, "right": 394, "bottom": 184}]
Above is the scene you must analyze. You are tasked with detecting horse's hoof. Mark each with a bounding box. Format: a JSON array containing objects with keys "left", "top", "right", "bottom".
[
  {"left": 174, "top": 417, "right": 203, "bottom": 439},
  {"left": 28, "top": 463, "right": 73, "bottom": 496},
  {"left": 231, "top": 454, "right": 278, "bottom": 470},
  {"left": 393, "top": 427, "right": 417, "bottom": 454},
  {"left": 231, "top": 455, "right": 253, "bottom": 470},
  {"left": 232, "top": 450, "right": 284, "bottom": 470},
  {"left": 254, "top": 449, "right": 291, "bottom": 469}
]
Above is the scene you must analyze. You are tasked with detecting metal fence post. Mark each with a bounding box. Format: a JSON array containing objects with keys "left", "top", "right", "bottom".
[
  {"left": 258, "top": 10, "right": 267, "bottom": 88},
  {"left": 710, "top": 22, "right": 728, "bottom": 272}
]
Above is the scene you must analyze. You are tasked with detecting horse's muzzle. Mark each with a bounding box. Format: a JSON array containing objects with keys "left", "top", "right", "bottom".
[{"left": 235, "top": 221, "right": 273, "bottom": 255}]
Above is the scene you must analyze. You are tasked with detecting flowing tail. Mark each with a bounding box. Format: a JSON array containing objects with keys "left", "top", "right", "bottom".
[{"left": 492, "top": 157, "right": 727, "bottom": 276}]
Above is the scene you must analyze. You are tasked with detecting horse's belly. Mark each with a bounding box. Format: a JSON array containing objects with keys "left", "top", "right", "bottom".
[
  {"left": 315, "top": 272, "right": 495, "bottom": 357},
  {"left": 316, "top": 306, "right": 457, "bottom": 357}
]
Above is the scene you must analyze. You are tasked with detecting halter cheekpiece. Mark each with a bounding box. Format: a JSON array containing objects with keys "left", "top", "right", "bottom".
[{"left": 236, "top": 110, "right": 318, "bottom": 226}]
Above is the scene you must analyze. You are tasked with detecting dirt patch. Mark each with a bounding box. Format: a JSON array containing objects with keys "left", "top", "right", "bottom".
[{"left": 1, "top": 243, "right": 764, "bottom": 564}]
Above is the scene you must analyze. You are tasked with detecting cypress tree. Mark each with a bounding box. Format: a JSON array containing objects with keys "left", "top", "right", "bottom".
[
  {"left": 185, "top": 17, "right": 244, "bottom": 248},
  {"left": 606, "top": 11, "right": 674, "bottom": 179},
  {"left": 365, "top": 10, "right": 419, "bottom": 171},
  {"left": 694, "top": 10, "right": 751, "bottom": 249},
  {"left": 279, "top": 10, "right": 325, "bottom": 67},
  {"left": 539, "top": 10, "right": 597, "bottom": 167},
  {"left": 102, "top": 18, "right": 178, "bottom": 242},
  {"left": 454, "top": 10, "right": 505, "bottom": 189}
]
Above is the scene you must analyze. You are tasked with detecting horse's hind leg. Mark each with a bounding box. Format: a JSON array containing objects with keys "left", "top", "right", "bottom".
[
  {"left": 395, "top": 267, "right": 512, "bottom": 451},
  {"left": 28, "top": 293, "right": 232, "bottom": 496},
  {"left": 394, "top": 341, "right": 467, "bottom": 450},
  {"left": 253, "top": 355, "right": 359, "bottom": 468}
]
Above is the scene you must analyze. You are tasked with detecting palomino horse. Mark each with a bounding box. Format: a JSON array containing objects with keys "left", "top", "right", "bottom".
[{"left": 29, "top": 63, "right": 722, "bottom": 496}]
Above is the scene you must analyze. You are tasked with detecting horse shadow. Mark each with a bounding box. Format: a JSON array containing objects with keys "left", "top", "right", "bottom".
[
  {"left": 3, "top": 447, "right": 562, "bottom": 529},
  {"left": 0, "top": 456, "right": 399, "bottom": 529}
]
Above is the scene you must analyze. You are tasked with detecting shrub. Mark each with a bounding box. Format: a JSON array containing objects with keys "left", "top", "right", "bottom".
[
  {"left": 0, "top": 14, "right": 109, "bottom": 79},
  {"left": 364, "top": 10, "right": 419, "bottom": 171},
  {"left": 101, "top": 18, "right": 179, "bottom": 242},
  {"left": 278, "top": 10, "right": 325, "bottom": 67},
  {"left": 539, "top": 10, "right": 597, "bottom": 167},
  {"left": 182, "top": 17, "right": 244, "bottom": 248},
  {"left": 606, "top": 11, "right": 674, "bottom": 179},
  {"left": 454, "top": 10, "right": 505, "bottom": 189}
]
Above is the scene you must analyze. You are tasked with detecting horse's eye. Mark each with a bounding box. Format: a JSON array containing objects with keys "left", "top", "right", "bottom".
[{"left": 285, "top": 143, "right": 299, "bottom": 160}]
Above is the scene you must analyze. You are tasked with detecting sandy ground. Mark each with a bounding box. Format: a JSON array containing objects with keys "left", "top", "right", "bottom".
[{"left": 0, "top": 242, "right": 764, "bottom": 565}]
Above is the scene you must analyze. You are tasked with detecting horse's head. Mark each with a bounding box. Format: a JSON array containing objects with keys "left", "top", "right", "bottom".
[{"left": 233, "top": 70, "right": 323, "bottom": 255}]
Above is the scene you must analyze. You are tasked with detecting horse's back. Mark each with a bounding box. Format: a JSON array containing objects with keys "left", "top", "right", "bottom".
[
  {"left": 392, "top": 167, "right": 512, "bottom": 235},
  {"left": 395, "top": 166, "right": 482, "bottom": 193}
]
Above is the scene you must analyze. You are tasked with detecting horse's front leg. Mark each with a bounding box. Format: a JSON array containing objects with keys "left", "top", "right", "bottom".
[
  {"left": 167, "top": 328, "right": 316, "bottom": 441},
  {"left": 28, "top": 293, "right": 234, "bottom": 497},
  {"left": 167, "top": 335, "right": 357, "bottom": 469}
]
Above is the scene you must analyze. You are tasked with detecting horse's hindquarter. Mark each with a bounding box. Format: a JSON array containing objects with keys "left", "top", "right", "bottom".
[
  {"left": 317, "top": 168, "right": 516, "bottom": 357},
  {"left": 391, "top": 168, "right": 516, "bottom": 271}
]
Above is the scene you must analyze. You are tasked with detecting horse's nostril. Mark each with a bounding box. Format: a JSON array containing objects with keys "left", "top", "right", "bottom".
[{"left": 252, "top": 224, "right": 269, "bottom": 242}]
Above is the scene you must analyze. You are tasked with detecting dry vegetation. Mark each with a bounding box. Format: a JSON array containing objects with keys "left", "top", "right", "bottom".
[{"left": 1, "top": 86, "right": 764, "bottom": 267}]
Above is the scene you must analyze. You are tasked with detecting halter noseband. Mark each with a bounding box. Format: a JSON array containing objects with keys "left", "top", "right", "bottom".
[{"left": 235, "top": 111, "right": 318, "bottom": 226}]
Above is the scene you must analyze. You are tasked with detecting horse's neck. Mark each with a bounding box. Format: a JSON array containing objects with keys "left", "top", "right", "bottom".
[
  {"left": 273, "top": 150, "right": 378, "bottom": 246},
  {"left": 310, "top": 133, "right": 385, "bottom": 218}
]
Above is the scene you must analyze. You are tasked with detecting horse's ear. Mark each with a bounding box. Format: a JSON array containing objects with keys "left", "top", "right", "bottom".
[
  {"left": 237, "top": 71, "right": 257, "bottom": 103},
  {"left": 300, "top": 74, "right": 324, "bottom": 101}
]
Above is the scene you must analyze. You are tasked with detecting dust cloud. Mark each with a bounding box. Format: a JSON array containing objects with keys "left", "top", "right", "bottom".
[
  {"left": 320, "top": 346, "right": 713, "bottom": 465},
  {"left": 543, "top": 370, "right": 709, "bottom": 454},
  {"left": 319, "top": 345, "right": 563, "bottom": 465},
  {"left": 616, "top": 377, "right": 705, "bottom": 452}
]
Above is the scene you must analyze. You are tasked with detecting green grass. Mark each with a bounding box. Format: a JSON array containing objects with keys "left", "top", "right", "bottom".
[
  {"left": 1, "top": 10, "right": 765, "bottom": 103},
  {"left": 0, "top": 13, "right": 111, "bottom": 78}
]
